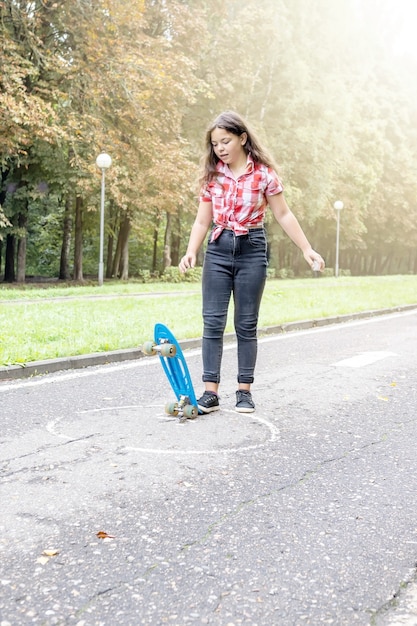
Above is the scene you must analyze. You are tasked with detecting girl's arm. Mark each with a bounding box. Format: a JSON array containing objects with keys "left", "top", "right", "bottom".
[
  {"left": 268, "top": 193, "right": 325, "bottom": 270},
  {"left": 179, "top": 201, "right": 213, "bottom": 273}
]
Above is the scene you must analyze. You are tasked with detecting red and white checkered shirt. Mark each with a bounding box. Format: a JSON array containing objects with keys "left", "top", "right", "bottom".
[{"left": 199, "top": 154, "right": 283, "bottom": 241}]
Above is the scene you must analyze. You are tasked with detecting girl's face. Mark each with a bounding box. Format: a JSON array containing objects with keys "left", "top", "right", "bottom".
[{"left": 210, "top": 127, "right": 247, "bottom": 167}]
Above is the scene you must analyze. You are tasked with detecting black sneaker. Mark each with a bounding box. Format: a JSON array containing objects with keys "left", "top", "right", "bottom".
[
  {"left": 235, "top": 390, "right": 255, "bottom": 413},
  {"left": 197, "top": 391, "right": 220, "bottom": 414}
]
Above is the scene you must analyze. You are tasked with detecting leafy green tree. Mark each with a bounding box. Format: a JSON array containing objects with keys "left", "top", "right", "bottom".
[
  {"left": 1, "top": 0, "right": 416, "bottom": 280},
  {"left": 0, "top": 1, "right": 68, "bottom": 280},
  {"left": 184, "top": 0, "right": 417, "bottom": 275}
]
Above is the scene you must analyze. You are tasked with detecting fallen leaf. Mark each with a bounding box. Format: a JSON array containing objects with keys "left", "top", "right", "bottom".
[
  {"left": 96, "top": 531, "right": 115, "bottom": 539},
  {"left": 43, "top": 549, "right": 59, "bottom": 557},
  {"left": 37, "top": 556, "right": 50, "bottom": 565},
  {"left": 378, "top": 396, "right": 389, "bottom": 402}
]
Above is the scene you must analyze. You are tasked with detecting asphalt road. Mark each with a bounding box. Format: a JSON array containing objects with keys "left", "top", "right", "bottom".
[{"left": 1, "top": 310, "right": 417, "bottom": 625}]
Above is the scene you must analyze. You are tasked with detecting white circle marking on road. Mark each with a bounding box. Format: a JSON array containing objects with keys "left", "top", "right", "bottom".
[{"left": 46, "top": 406, "right": 280, "bottom": 455}]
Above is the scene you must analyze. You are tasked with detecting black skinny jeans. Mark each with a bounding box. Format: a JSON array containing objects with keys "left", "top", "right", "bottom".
[{"left": 202, "top": 227, "right": 267, "bottom": 385}]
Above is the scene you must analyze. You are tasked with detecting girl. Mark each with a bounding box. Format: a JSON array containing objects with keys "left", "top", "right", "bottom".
[{"left": 179, "top": 111, "right": 324, "bottom": 414}]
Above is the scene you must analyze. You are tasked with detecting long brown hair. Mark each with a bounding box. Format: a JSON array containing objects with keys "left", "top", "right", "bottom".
[{"left": 200, "top": 111, "right": 278, "bottom": 185}]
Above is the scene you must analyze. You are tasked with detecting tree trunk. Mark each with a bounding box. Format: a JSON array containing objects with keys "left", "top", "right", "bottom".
[
  {"left": 170, "top": 212, "right": 181, "bottom": 267},
  {"left": 245, "top": 64, "right": 261, "bottom": 118},
  {"left": 152, "top": 213, "right": 161, "bottom": 274},
  {"left": 119, "top": 214, "right": 131, "bottom": 280},
  {"left": 111, "top": 225, "right": 122, "bottom": 278},
  {"left": 73, "top": 196, "right": 84, "bottom": 281},
  {"left": 16, "top": 236, "right": 26, "bottom": 283},
  {"left": 106, "top": 233, "right": 114, "bottom": 278},
  {"left": 106, "top": 200, "right": 117, "bottom": 278},
  {"left": 259, "top": 60, "right": 275, "bottom": 123},
  {"left": 0, "top": 170, "right": 7, "bottom": 278},
  {"left": 163, "top": 211, "right": 172, "bottom": 269},
  {"left": 59, "top": 196, "right": 72, "bottom": 280},
  {"left": 16, "top": 208, "right": 28, "bottom": 283},
  {"left": 4, "top": 234, "right": 15, "bottom": 282},
  {"left": 379, "top": 255, "right": 389, "bottom": 274}
]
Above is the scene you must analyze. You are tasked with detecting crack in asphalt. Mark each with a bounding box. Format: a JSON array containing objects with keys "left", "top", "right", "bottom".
[
  {"left": 0, "top": 434, "right": 100, "bottom": 479},
  {"left": 369, "top": 564, "right": 417, "bottom": 625}
]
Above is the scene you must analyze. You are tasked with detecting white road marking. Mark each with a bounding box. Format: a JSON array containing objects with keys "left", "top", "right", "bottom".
[
  {"left": 124, "top": 411, "right": 280, "bottom": 455},
  {"left": 46, "top": 407, "right": 280, "bottom": 456},
  {"left": 332, "top": 351, "right": 398, "bottom": 368},
  {"left": 0, "top": 357, "right": 157, "bottom": 392}
]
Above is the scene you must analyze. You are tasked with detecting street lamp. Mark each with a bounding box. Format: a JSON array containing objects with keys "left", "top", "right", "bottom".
[
  {"left": 333, "top": 200, "right": 344, "bottom": 278},
  {"left": 95, "top": 151, "right": 112, "bottom": 286}
]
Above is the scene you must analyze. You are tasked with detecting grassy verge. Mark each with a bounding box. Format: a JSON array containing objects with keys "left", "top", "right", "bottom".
[{"left": 1, "top": 275, "right": 416, "bottom": 366}]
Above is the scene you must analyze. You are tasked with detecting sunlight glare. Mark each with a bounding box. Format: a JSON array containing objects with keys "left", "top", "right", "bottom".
[{"left": 388, "top": 0, "right": 417, "bottom": 60}]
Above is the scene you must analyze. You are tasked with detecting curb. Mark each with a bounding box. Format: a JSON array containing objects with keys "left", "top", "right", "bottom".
[{"left": 1, "top": 304, "right": 416, "bottom": 382}]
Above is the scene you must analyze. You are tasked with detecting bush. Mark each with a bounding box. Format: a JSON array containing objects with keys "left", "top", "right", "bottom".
[
  {"left": 160, "top": 266, "right": 203, "bottom": 283},
  {"left": 137, "top": 269, "right": 152, "bottom": 283},
  {"left": 321, "top": 268, "right": 352, "bottom": 277},
  {"left": 277, "top": 268, "right": 295, "bottom": 279}
]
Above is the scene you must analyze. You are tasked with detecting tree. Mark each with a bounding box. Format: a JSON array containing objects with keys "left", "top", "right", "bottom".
[{"left": 1, "top": 0, "right": 416, "bottom": 280}]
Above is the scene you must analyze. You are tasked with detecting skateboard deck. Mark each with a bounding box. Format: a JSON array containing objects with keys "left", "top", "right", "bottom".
[{"left": 142, "top": 323, "right": 199, "bottom": 420}]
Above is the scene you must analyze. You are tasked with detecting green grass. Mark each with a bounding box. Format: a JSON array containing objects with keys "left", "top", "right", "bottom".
[
  {"left": 0, "top": 280, "right": 196, "bottom": 300},
  {"left": 1, "top": 275, "right": 416, "bottom": 366}
]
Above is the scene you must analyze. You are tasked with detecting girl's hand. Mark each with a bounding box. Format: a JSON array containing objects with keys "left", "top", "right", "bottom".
[
  {"left": 304, "top": 249, "right": 325, "bottom": 272},
  {"left": 179, "top": 253, "right": 196, "bottom": 273}
]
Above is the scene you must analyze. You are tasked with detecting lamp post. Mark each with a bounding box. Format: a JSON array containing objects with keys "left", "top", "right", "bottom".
[
  {"left": 95, "top": 151, "right": 112, "bottom": 286},
  {"left": 333, "top": 200, "right": 344, "bottom": 278}
]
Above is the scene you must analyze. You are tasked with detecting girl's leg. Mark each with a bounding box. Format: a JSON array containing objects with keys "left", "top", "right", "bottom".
[
  {"left": 201, "top": 231, "right": 234, "bottom": 385},
  {"left": 233, "top": 230, "right": 268, "bottom": 386}
]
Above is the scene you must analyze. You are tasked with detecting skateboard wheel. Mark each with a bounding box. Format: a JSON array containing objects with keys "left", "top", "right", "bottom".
[
  {"left": 165, "top": 402, "right": 179, "bottom": 416},
  {"left": 183, "top": 404, "right": 198, "bottom": 419},
  {"left": 142, "top": 341, "right": 156, "bottom": 356},
  {"left": 160, "top": 343, "right": 176, "bottom": 357}
]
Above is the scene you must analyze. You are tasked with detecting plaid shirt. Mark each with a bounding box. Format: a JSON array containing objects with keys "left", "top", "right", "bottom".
[{"left": 199, "top": 154, "right": 283, "bottom": 241}]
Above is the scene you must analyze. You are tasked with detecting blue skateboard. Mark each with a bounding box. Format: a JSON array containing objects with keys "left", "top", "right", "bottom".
[{"left": 142, "top": 323, "right": 199, "bottom": 420}]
